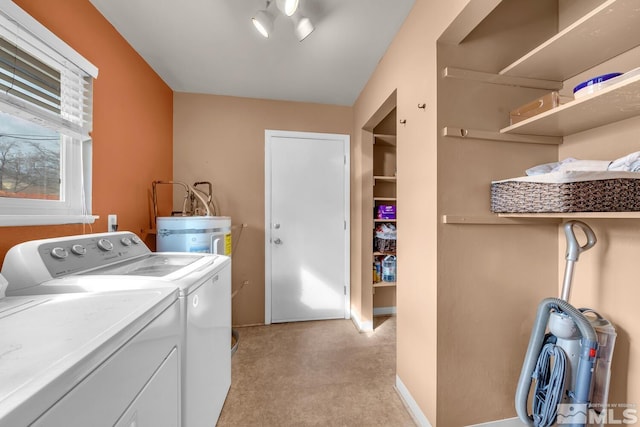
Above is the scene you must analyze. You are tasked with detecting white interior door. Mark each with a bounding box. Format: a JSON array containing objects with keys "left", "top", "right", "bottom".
[{"left": 265, "top": 130, "right": 350, "bottom": 324}]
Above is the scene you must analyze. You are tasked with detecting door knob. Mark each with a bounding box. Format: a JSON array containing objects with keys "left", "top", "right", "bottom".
[{"left": 273, "top": 238, "right": 283, "bottom": 245}]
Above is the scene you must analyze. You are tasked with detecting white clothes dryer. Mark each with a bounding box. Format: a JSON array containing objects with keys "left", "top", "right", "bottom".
[
  {"left": 0, "top": 273, "right": 181, "bottom": 427},
  {"left": 2, "top": 231, "right": 232, "bottom": 427}
]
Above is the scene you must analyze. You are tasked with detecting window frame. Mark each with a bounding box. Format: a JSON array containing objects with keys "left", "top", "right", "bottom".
[{"left": 0, "top": 0, "right": 98, "bottom": 226}]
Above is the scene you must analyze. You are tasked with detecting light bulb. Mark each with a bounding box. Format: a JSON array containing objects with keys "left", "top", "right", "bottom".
[
  {"left": 276, "top": 0, "right": 299, "bottom": 17},
  {"left": 252, "top": 10, "right": 274, "bottom": 38},
  {"left": 284, "top": 0, "right": 299, "bottom": 16}
]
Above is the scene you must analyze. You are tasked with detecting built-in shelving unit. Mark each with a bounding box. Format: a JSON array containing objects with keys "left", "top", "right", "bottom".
[
  {"left": 443, "top": 0, "right": 640, "bottom": 223},
  {"left": 372, "top": 112, "right": 397, "bottom": 299}
]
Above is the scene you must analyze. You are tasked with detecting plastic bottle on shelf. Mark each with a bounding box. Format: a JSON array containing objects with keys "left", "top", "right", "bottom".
[{"left": 382, "top": 255, "right": 396, "bottom": 282}]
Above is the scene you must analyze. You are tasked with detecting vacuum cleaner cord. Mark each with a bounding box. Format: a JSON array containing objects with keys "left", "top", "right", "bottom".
[{"left": 532, "top": 342, "right": 567, "bottom": 427}]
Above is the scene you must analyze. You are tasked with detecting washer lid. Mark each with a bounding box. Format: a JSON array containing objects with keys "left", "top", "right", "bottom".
[{"left": 82, "top": 253, "right": 204, "bottom": 277}]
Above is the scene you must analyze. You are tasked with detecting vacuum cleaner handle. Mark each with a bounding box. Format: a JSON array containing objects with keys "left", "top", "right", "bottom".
[{"left": 564, "top": 220, "right": 596, "bottom": 262}]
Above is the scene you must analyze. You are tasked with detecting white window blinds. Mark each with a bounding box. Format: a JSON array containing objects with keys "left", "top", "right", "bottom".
[
  {"left": 0, "top": 0, "right": 98, "bottom": 226},
  {"left": 0, "top": 0, "right": 97, "bottom": 139}
]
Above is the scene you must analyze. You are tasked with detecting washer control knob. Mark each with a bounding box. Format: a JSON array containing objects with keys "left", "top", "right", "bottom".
[
  {"left": 97, "top": 238, "right": 114, "bottom": 251},
  {"left": 71, "top": 244, "right": 87, "bottom": 255},
  {"left": 51, "top": 247, "right": 68, "bottom": 259},
  {"left": 120, "top": 237, "right": 132, "bottom": 246},
  {"left": 131, "top": 235, "right": 142, "bottom": 245}
]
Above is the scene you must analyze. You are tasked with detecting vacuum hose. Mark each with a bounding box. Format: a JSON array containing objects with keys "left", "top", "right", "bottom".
[{"left": 515, "top": 298, "right": 598, "bottom": 427}]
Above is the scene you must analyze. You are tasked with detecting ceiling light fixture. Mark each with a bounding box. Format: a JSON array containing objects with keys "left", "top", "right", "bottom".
[
  {"left": 292, "top": 11, "right": 314, "bottom": 41},
  {"left": 251, "top": 0, "right": 314, "bottom": 42},
  {"left": 276, "top": 0, "right": 299, "bottom": 16},
  {"left": 252, "top": 4, "right": 275, "bottom": 38}
]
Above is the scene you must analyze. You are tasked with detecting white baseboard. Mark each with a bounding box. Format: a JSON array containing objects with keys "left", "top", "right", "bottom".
[
  {"left": 374, "top": 306, "right": 397, "bottom": 316},
  {"left": 394, "top": 374, "right": 520, "bottom": 427},
  {"left": 350, "top": 311, "right": 373, "bottom": 332},
  {"left": 395, "top": 375, "right": 433, "bottom": 427},
  {"left": 466, "top": 417, "right": 521, "bottom": 427}
]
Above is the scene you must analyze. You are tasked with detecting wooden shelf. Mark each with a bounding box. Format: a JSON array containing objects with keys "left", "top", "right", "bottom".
[
  {"left": 374, "top": 197, "right": 397, "bottom": 202},
  {"left": 374, "top": 175, "right": 397, "bottom": 182},
  {"left": 498, "top": 212, "right": 640, "bottom": 219},
  {"left": 501, "top": 72, "right": 640, "bottom": 137},
  {"left": 442, "top": 214, "right": 560, "bottom": 225},
  {"left": 373, "top": 281, "right": 396, "bottom": 288},
  {"left": 500, "top": 0, "right": 640, "bottom": 81},
  {"left": 443, "top": 126, "right": 562, "bottom": 145},
  {"left": 443, "top": 212, "right": 640, "bottom": 224},
  {"left": 374, "top": 219, "right": 396, "bottom": 223},
  {"left": 373, "top": 251, "right": 396, "bottom": 256},
  {"left": 374, "top": 134, "right": 397, "bottom": 147}
]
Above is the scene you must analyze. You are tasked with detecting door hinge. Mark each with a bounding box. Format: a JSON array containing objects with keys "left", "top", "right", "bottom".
[
  {"left": 344, "top": 220, "right": 347, "bottom": 230},
  {"left": 344, "top": 155, "right": 347, "bottom": 165},
  {"left": 344, "top": 286, "right": 347, "bottom": 295}
]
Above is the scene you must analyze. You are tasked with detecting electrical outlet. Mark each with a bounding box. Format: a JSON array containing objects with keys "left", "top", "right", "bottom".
[{"left": 108, "top": 214, "right": 118, "bottom": 232}]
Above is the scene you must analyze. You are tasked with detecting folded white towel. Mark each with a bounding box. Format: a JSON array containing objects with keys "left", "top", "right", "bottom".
[
  {"left": 526, "top": 158, "right": 610, "bottom": 175},
  {"left": 556, "top": 160, "right": 611, "bottom": 172},
  {"left": 526, "top": 151, "right": 640, "bottom": 176},
  {"left": 608, "top": 151, "right": 640, "bottom": 172}
]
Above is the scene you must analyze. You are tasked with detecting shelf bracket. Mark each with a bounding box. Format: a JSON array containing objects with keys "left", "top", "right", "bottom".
[
  {"left": 443, "top": 126, "right": 562, "bottom": 145},
  {"left": 443, "top": 67, "right": 562, "bottom": 90}
]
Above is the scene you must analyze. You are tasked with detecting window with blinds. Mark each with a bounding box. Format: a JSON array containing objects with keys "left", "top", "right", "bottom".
[{"left": 0, "top": 0, "right": 98, "bottom": 226}]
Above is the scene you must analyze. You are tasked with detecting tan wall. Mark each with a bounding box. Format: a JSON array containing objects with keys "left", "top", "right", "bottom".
[
  {"left": 435, "top": 2, "right": 560, "bottom": 424},
  {"left": 357, "top": 0, "right": 639, "bottom": 425},
  {"left": 353, "top": 0, "right": 472, "bottom": 424},
  {"left": 173, "top": 93, "right": 352, "bottom": 326}
]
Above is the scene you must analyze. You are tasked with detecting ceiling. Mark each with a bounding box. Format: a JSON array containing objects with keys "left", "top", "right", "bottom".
[{"left": 87, "top": 0, "right": 415, "bottom": 106}]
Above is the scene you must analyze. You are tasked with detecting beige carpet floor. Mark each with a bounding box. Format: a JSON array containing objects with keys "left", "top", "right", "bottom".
[{"left": 217, "top": 316, "right": 416, "bottom": 427}]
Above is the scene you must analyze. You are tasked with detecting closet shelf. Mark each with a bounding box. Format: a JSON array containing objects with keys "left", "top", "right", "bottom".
[
  {"left": 443, "top": 126, "right": 561, "bottom": 145},
  {"left": 442, "top": 212, "right": 640, "bottom": 225},
  {"left": 373, "top": 281, "right": 396, "bottom": 288},
  {"left": 374, "top": 197, "right": 397, "bottom": 202},
  {"left": 373, "top": 134, "right": 397, "bottom": 147},
  {"left": 500, "top": 0, "right": 640, "bottom": 81},
  {"left": 374, "top": 175, "right": 397, "bottom": 182},
  {"left": 443, "top": 67, "right": 561, "bottom": 90},
  {"left": 442, "top": 215, "right": 560, "bottom": 225},
  {"left": 498, "top": 212, "right": 640, "bottom": 219},
  {"left": 373, "top": 251, "right": 396, "bottom": 256},
  {"left": 501, "top": 73, "right": 640, "bottom": 137}
]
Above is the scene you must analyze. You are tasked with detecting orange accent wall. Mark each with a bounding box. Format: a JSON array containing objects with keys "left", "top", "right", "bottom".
[{"left": 0, "top": 0, "right": 173, "bottom": 258}]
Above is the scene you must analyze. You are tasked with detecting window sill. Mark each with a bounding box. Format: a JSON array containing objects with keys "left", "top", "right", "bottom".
[{"left": 0, "top": 215, "right": 98, "bottom": 227}]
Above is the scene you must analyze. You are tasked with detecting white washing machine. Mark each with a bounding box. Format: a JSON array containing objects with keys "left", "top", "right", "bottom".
[
  {"left": 2, "top": 231, "right": 232, "bottom": 427},
  {"left": 0, "top": 274, "right": 181, "bottom": 427}
]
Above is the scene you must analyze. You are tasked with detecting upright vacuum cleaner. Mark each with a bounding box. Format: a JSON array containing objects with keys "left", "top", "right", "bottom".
[{"left": 515, "top": 221, "right": 616, "bottom": 427}]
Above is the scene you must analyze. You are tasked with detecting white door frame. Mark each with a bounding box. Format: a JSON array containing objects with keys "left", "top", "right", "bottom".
[{"left": 264, "top": 129, "right": 350, "bottom": 325}]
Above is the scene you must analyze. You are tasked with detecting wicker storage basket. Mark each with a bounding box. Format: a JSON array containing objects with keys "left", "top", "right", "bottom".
[{"left": 491, "top": 178, "right": 640, "bottom": 213}]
